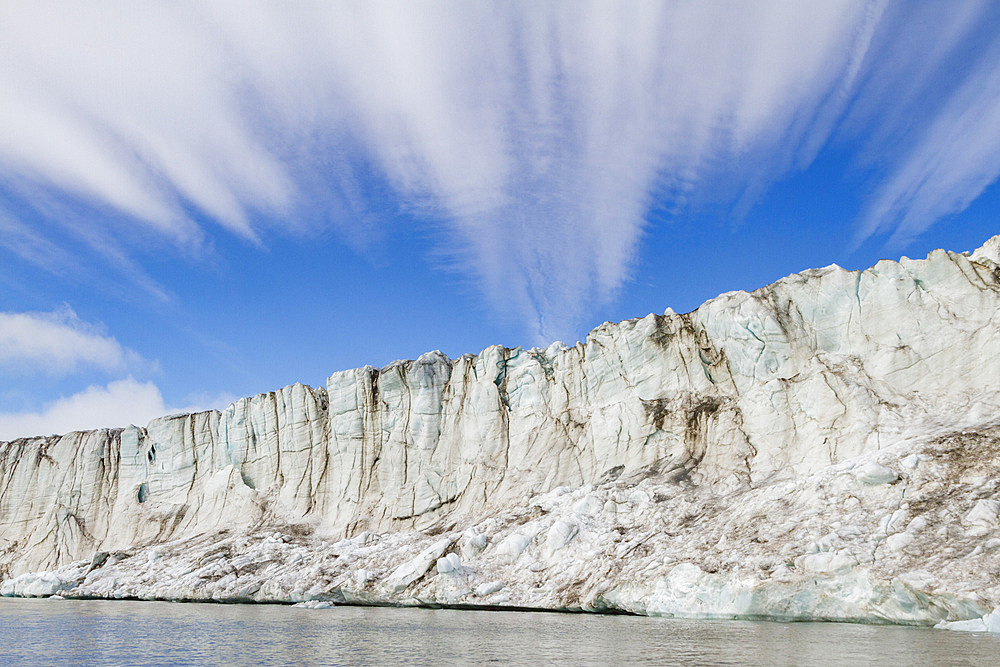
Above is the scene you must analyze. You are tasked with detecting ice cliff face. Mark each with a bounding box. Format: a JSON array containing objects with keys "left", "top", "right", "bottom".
[{"left": 3, "top": 237, "right": 1000, "bottom": 628}]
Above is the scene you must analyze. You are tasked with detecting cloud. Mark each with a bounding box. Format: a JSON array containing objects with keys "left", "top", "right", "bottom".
[
  {"left": 0, "top": 213, "right": 85, "bottom": 279},
  {"left": 0, "top": 307, "right": 147, "bottom": 376},
  {"left": 0, "top": 377, "right": 236, "bottom": 441},
  {"left": 2, "top": 2, "right": 1000, "bottom": 341},
  {"left": 856, "top": 31, "right": 1000, "bottom": 244}
]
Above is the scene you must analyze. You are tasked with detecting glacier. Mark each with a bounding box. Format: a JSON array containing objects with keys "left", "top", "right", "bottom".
[{"left": 3, "top": 236, "right": 1000, "bottom": 631}]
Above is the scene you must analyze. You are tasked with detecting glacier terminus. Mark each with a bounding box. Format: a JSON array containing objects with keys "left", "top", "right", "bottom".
[{"left": 4, "top": 236, "right": 1000, "bottom": 632}]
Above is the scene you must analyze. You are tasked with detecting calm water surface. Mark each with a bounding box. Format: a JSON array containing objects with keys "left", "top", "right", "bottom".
[{"left": 2, "top": 597, "right": 999, "bottom": 666}]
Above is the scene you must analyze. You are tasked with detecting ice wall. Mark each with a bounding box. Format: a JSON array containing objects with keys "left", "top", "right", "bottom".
[{"left": 3, "top": 237, "right": 1000, "bottom": 582}]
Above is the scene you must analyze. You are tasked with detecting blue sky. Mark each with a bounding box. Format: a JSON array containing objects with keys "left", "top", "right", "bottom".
[{"left": 2, "top": 1, "right": 1000, "bottom": 439}]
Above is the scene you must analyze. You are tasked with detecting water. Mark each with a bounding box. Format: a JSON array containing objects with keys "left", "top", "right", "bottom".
[{"left": 1, "top": 598, "right": 998, "bottom": 666}]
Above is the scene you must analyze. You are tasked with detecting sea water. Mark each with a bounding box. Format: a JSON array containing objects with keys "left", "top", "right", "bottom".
[{"left": 1, "top": 597, "right": 998, "bottom": 665}]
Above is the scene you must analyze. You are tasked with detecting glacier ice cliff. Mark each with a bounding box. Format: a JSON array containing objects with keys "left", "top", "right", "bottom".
[{"left": 4, "top": 236, "right": 1000, "bottom": 630}]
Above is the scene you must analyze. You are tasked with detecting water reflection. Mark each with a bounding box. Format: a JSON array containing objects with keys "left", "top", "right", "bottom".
[{"left": 1, "top": 598, "right": 997, "bottom": 666}]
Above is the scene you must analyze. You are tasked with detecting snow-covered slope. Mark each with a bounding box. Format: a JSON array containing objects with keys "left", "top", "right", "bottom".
[{"left": 3, "top": 237, "right": 1000, "bottom": 629}]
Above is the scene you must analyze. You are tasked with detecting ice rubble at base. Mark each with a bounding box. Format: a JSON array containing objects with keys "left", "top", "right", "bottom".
[
  {"left": 937, "top": 610, "right": 1000, "bottom": 633},
  {"left": 3, "top": 237, "right": 1000, "bottom": 633}
]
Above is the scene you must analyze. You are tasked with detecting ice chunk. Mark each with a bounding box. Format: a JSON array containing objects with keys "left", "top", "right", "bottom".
[
  {"left": 937, "top": 609, "right": 1000, "bottom": 633},
  {"left": 854, "top": 462, "right": 898, "bottom": 485},
  {"left": 546, "top": 520, "right": 578, "bottom": 551},
  {"left": 573, "top": 495, "right": 603, "bottom": 516},
  {"left": 461, "top": 530, "right": 488, "bottom": 559},
  {"left": 436, "top": 553, "right": 462, "bottom": 574},
  {"left": 497, "top": 532, "right": 532, "bottom": 557},
  {"left": 906, "top": 516, "right": 929, "bottom": 533},
  {"left": 963, "top": 500, "right": 1000, "bottom": 531},
  {"left": 884, "top": 532, "right": 914, "bottom": 552},
  {"left": 384, "top": 537, "right": 454, "bottom": 592},
  {"left": 475, "top": 581, "right": 504, "bottom": 596},
  {"left": 0, "top": 571, "right": 70, "bottom": 597}
]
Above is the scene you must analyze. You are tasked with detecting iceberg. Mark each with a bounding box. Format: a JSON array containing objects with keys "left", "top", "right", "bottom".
[{"left": 3, "top": 236, "right": 1000, "bottom": 632}]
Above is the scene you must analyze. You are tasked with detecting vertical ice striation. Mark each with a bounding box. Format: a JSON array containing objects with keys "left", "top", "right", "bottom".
[{"left": 2, "top": 237, "right": 1000, "bottom": 627}]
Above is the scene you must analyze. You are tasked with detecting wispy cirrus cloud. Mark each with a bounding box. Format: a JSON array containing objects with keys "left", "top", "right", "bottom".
[
  {"left": 2, "top": 1, "right": 1000, "bottom": 340},
  {"left": 856, "top": 30, "right": 1000, "bottom": 244}
]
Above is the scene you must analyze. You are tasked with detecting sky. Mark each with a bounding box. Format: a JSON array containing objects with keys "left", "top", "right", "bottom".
[{"left": 2, "top": 1, "right": 1000, "bottom": 440}]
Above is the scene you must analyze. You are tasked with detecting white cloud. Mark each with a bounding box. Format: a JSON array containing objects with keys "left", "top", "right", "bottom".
[
  {"left": 2, "top": 2, "right": 999, "bottom": 340},
  {"left": 0, "top": 378, "right": 164, "bottom": 440},
  {"left": 0, "top": 377, "right": 236, "bottom": 441},
  {"left": 0, "top": 213, "right": 84, "bottom": 279},
  {"left": 0, "top": 308, "right": 147, "bottom": 376},
  {"left": 857, "top": 38, "right": 1000, "bottom": 244}
]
